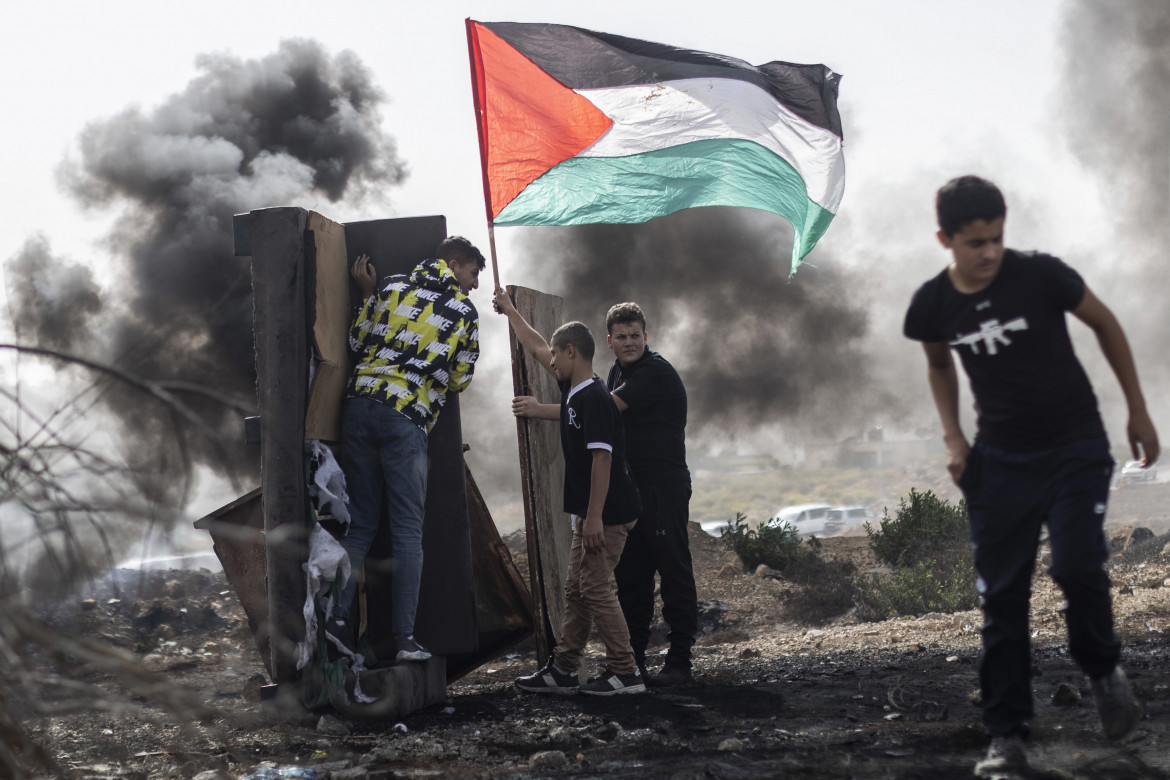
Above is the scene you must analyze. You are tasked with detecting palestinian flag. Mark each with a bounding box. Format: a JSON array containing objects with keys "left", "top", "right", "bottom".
[{"left": 466, "top": 20, "right": 845, "bottom": 274}]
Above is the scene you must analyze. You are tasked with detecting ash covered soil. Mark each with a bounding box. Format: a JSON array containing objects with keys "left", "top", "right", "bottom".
[{"left": 29, "top": 482, "right": 1170, "bottom": 780}]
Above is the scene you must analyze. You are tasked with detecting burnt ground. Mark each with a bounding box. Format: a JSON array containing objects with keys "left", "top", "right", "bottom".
[{"left": 22, "top": 481, "right": 1170, "bottom": 780}]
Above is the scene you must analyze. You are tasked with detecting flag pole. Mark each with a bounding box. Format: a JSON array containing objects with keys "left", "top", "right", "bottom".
[{"left": 465, "top": 18, "right": 502, "bottom": 292}]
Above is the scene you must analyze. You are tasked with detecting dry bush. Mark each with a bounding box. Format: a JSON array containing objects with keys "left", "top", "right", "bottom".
[{"left": 0, "top": 344, "right": 250, "bottom": 779}]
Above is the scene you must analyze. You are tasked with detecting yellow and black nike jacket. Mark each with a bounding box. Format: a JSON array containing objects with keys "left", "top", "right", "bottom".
[{"left": 346, "top": 258, "right": 479, "bottom": 432}]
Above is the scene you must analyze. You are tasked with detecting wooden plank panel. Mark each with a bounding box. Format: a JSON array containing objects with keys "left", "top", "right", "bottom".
[
  {"left": 248, "top": 206, "right": 311, "bottom": 684},
  {"left": 506, "top": 286, "right": 569, "bottom": 662}
]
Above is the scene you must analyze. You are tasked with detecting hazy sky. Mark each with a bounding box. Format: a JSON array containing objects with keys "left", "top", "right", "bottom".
[
  {"left": 2, "top": 0, "right": 1163, "bottom": 519},
  {"left": 2, "top": 0, "right": 1083, "bottom": 266}
]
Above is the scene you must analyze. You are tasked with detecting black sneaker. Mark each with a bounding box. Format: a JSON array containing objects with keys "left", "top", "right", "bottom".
[
  {"left": 515, "top": 659, "right": 579, "bottom": 695},
  {"left": 394, "top": 634, "right": 432, "bottom": 663},
  {"left": 653, "top": 664, "right": 694, "bottom": 687},
  {"left": 580, "top": 667, "right": 646, "bottom": 696},
  {"left": 324, "top": 616, "right": 359, "bottom": 660}
]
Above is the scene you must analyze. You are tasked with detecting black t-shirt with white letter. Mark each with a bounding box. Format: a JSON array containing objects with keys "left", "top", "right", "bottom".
[
  {"left": 560, "top": 377, "right": 642, "bottom": 524},
  {"left": 903, "top": 249, "right": 1105, "bottom": 451}
]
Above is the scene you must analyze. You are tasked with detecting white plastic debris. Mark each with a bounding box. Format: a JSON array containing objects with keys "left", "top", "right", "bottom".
[
  {"left": 296, "top": 523, "right": 352, "bottom": 670},
  {"left": 309, "top": 440, "right": 350, "bottom": 526}
]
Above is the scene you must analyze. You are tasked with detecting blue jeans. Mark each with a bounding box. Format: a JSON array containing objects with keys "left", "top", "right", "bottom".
[
  {"left": 962, "top": 437, "right": 1119, "bottom": 738},
  {"left": 336, "top": 396, "right": 429, "bottom": 636}
]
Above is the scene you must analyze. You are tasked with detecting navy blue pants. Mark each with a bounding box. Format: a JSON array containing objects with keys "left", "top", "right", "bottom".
[
  {"left": 961, "top": 437, "right": 1120, "bottom": 737},
  {"left": 614, "top": 481, "right": 698, "bottom": 670}
]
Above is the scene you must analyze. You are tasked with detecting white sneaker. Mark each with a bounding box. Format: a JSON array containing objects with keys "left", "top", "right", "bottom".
[
  {"left": 974, "top": 735, "right": 1027, "bottom": 779},
  {"left": 1091, "top": 666, "right": 1143, "bottom": 741}
]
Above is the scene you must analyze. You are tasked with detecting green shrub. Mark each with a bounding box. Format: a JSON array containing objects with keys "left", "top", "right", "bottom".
[
  {"left": 854, "top": 559, "right": 979, "bottom": 621},
  {"left": 720, "top": 512, "right": 809, "bottom": 573},
  {"left": 719, "top": 513, "right": 855, "bottom": 624},
  {"left": 866, "top": 488, "right": 970, "bottom": 568},
  {"left": 856, "top": 489, "right": 978, "bottom": 621}
]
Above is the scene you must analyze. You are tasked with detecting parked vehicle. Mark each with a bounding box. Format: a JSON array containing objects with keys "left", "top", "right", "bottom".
[
  {"left": 700, "top": 503, "right": 880, "bottom": 539},
  {"left": 1119, "top": 459, "right": 1157, "bottom": 483},
  {"left": 825, "top": 505, "right": 880, "bottom": 532},
  {"left": 699, "top": 518, "right": 738, "bottom": 537},
  {"left": 766, "top": 503, "right": 835, "bottom": 537}
]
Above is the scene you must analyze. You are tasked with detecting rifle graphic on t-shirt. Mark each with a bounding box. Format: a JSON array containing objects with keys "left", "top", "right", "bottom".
[{"left": 949, "top": 317, "right": 1029, "bottom": 356}]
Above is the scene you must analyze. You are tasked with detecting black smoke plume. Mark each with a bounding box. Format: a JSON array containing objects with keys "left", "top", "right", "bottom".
[
  {"left": 1059, "top": 0, "right": 1169, "bottom": 311},
  {"left": 514, "top": 208, "right": 902, "bottom": 441},
  {"left": 32, "top": 39, "right": 405, "bottom": 492},
  {"left": 1057, "top": 0, "right": 1170, "bottom": 420},
  {"left": 5, "top": 235, "right": 103, "bottom": 352}
]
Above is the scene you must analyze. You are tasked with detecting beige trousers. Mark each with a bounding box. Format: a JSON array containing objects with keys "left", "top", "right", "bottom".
[{"left": 553, "top": 518, "right": 637, "bottom": 676}]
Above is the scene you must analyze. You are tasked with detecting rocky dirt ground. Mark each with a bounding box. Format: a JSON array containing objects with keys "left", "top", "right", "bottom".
[{"left": 22, "top": 481, "right": 1170, "bottom": 780}]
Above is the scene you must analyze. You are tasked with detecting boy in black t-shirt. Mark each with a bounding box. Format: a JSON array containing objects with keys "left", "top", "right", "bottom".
[
  {"left": 904, "top": 175, "right": 1160, "bottom": 778},
  {"left": 494, "top": 288, "right": 645, "bottom": 696}
]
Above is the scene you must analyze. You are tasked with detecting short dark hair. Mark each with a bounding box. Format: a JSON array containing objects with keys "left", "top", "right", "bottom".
[
  {"left": 605, "top": 302, "right": 647, "bottom": 334},
  {"left": 550, "top": 321, "right": 595, "bottom": 361},
  {"left": 436, "top": 235, "right": 486, "bottom": 270},
  {"left": 936, "top": 176, "right": 1007, "bottom": 237}
]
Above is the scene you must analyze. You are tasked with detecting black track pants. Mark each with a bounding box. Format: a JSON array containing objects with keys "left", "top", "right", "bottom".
[{"left": 614, "top": 481, "right": 699, "bottom": 669}]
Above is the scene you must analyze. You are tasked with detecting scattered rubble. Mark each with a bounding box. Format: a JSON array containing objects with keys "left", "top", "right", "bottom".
[{"left": 22, "top": 512, "right": 1170, "bottom": 779}]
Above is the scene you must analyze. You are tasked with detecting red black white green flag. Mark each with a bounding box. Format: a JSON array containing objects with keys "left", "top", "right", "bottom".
[{"left": 466, "top": 20, "right": 845, "bottom": 274}]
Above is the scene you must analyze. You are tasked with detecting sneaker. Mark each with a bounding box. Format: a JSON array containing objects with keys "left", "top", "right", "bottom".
[
  {"left": 973, "top": 735, "right": 1028, "bottom": 779},
  {"left": 515, "top": 659, "right": 579, "bottom": 695},
  {"left": 579, "top": 668, "right": 646, "bottom": 696},
  {"left": 654, "top": 664, "right": 694, "bottom": 687},
  {"left": 394, "top": 634, "right": 431, "bottom": 663},
  {"left": 1091, "top": 666, "right": 1143, "bottom": 741},
  {"left": 324, "top": 616, "right": 359, "bottom": 660}
]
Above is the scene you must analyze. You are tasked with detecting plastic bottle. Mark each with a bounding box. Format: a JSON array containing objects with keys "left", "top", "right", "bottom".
[{"left": 242, "top": 767, "right": 318, "bottom": 780}]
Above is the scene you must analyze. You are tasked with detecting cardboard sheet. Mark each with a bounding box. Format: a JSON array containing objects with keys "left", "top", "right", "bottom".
[{"left": 304, "top": 211, "right": 349, "bottom": 441}]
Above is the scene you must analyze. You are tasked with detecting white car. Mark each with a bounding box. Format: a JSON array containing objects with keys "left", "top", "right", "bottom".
[
  {"left": 1119, "top": 459, "right": 1157, "bottom": 483},
  {"left": 699, "top": 518, "right": 738, "bottom": 537},
  {"left": 766, "top": 503, "right": 835, "bottom": 537},
  {"left": 825, "top": 505, "right": 880, "bottom": 532}
]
